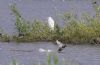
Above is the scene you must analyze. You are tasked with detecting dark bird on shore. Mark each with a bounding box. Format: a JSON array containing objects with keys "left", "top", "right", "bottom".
[
  {"left": 90, "top": 37, "right": 100, "bottom": 44},
  {"left": 0, "top": 33, "right": 4, "bottom": 37},
  {"left": 56, "top": 40, "right": 67, "bottom": 53},
  {"left": 0, "top": 33, "right": 2, "bottom": 37},
  {"left": 92, "top": 1, "right": 97, "bottom": 4},
  {"left": 18, "top": 33, "right": 25, "bottom": 38}
]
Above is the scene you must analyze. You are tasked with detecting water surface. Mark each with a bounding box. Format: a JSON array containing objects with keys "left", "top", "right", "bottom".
[{"left": 0, "top": 42, "right": 100, "bottom": 65}]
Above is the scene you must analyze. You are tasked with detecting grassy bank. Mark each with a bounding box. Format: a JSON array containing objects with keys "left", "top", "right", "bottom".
[
  {"left": 1, "top": 4, "right": 100, "bottom": 44},
  {"left": 10, "top": 4, "right": 63, "bottom": 42}
]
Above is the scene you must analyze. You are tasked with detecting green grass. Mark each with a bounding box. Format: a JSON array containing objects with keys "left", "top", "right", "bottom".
[
  {"left": 10, "top": 52, "right": 81, "bottom": 65},
  {"left": 10, "top": 59, "right": 18, "bottom": 65},
  {"left": 62, "top": 11, "right": 100, "bottom": 44},
  {"left": 0, "top": 4, "right": 98, "bottom": 44}
]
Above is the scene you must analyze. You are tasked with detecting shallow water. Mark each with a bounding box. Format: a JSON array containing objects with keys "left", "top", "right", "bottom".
[
  {"left": 0, "top": 0, "right": 100, "bottom": 35},
  {"left": 0, "top": 42, "right": 100, "bottom": 65}
]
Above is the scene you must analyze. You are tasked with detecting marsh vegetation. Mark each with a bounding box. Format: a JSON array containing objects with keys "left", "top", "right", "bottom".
[
  {"left": 10, "top": 52, "right": 80, "bottom": 65},
  {"left": 0, "top": 3, "right": 100, "bottom": 44}
]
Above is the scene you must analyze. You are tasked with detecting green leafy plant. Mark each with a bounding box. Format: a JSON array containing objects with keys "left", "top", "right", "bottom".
[{"left": 10, "top": 59, "right": 18, "bottom": 65}]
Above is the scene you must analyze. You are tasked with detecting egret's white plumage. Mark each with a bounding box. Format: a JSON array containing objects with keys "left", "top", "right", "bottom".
[
  {"left": 47, "top": 17, "right": 55, "bottom": 30},
  {"left": 39, "top": 48, "right": 52, "bottom": 53}
]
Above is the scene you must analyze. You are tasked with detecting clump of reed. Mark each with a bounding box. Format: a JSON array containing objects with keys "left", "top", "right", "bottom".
[
  {"left": 9, "top": 53, "right": 62, "bottom": 65},
  {"left": 46, "top": 52, "right": 59, "bottom": 65},
  {"left": 10, "top": 4, "right": 100, "bottom": 44},
  {"left": 10, "top": 4, "right": 63, "bottom": 42},
  {"left": 10, "top": 59, "right": 18, "bottom": 65},
  {"left": 10, "top": 4, "right": 54, "bottom": 42},
  {"left": 10, "top": 52, "right": 81, "bottom": 65},
  {"left": 62, "top": 9, "right": 100, "bottom": 44}
]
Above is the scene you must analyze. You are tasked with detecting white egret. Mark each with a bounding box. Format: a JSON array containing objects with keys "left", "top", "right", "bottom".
[
  {"left": 39, "top": 48, "right": 52, "bottom": 53},
  {"left": 56, "top": 40, "right": 67, "bottom": 53},
  {"left": 47, "top": 17, "right": 55, "bottom": 31}
]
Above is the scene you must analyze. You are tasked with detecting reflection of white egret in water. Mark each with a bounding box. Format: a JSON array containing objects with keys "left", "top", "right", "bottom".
[
  {"left": 47, "top": 17, "right": 55, "bottom": 31},
  {"left": 39, "top": 48, "right": 52, "bottom": 53}
]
